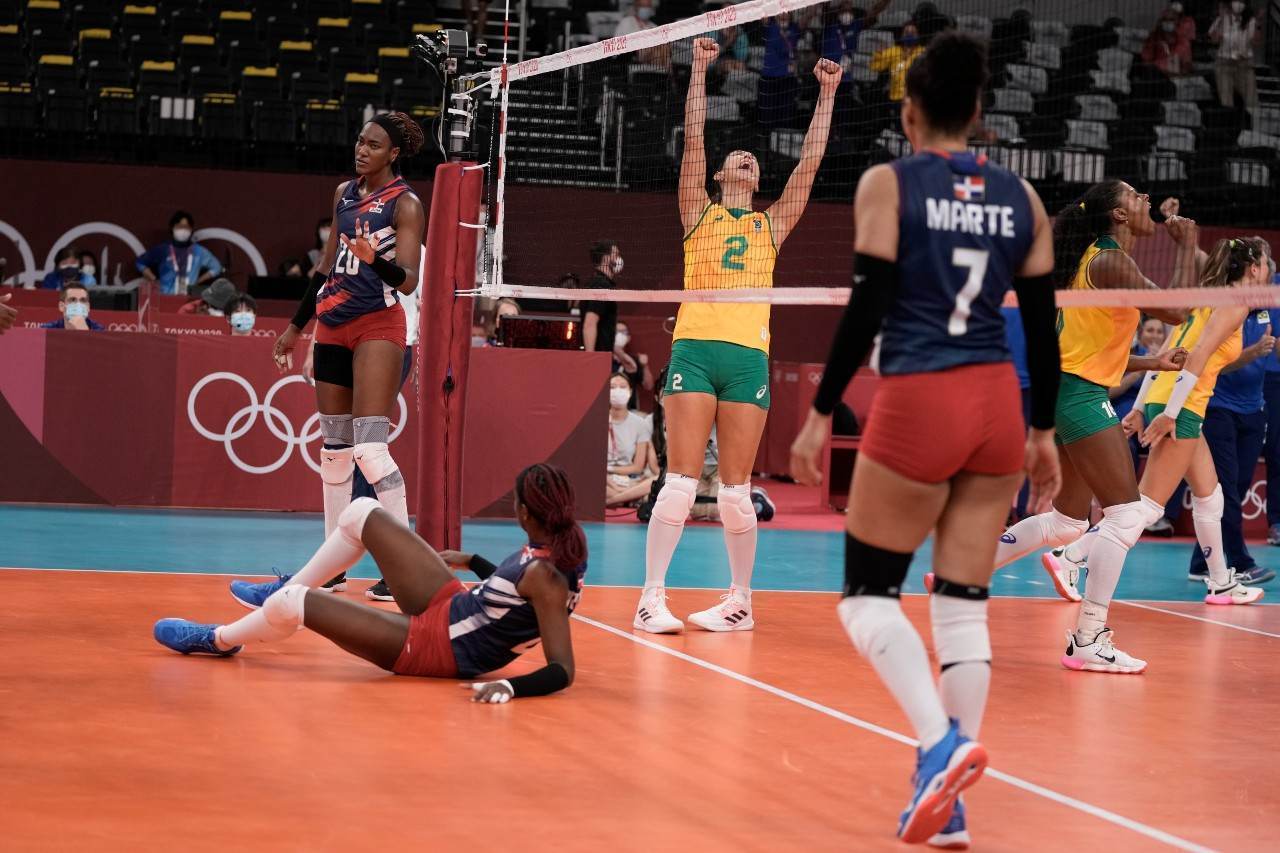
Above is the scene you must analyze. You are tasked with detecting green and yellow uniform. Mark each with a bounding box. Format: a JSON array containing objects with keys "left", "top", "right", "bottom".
[
  {"left": 665, "top": 203, "right": 776, "bottom": 408},
  {"left": 1145, "top": 307, "right": 1243, "bottom": 439},
  {"left": 1054, "top": 236, "right": 1142, "bottom": 445}
]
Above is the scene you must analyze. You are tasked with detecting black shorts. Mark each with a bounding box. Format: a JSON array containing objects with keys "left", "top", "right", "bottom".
[{"left": 314, "top": 344, "right": 414, "bottom": 389}]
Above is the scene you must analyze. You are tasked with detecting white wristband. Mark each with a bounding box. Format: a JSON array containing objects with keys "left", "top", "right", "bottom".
[
  {"left": 1133, "top": 372, "right": 1158, "bottom": 407},
  {"left": 1162, "top": 369, "right": 1199, "bottom": 420}
]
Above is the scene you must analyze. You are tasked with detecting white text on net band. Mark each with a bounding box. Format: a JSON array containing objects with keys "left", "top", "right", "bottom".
[
  {"left": 484, "top": 284, "right": 1280, "bottom": 309},
  {"left": 493, "top": 0, "right": 829, "bottom": 85}
]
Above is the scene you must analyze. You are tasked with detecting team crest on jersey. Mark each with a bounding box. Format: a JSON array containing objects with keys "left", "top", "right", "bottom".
[
  {"left": 753, "top": 217, "right": 763, "bottom": 232},
  {"left": 367, "top": 197, "right": 387, "bottom": 214},
  {"left": 953, "top": 175, "right": 985, "bottom": 202}
]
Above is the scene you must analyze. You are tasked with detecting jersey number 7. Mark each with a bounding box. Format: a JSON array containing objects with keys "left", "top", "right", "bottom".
[{"left": 948, "top": 248, "right": 989, "bottom": 336}]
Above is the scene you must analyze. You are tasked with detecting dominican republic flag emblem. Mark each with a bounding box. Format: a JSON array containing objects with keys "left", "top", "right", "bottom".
[{"left": 953, "top": 175, "right": 985, "bottom": 201}]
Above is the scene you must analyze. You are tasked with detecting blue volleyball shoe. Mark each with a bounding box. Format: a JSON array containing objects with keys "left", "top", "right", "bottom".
[
  {"left": 927, "top": 797, "right": 970, "bottom": 849},
  {"left": 229, "top": 571, "right": 293, "bottom": 609},
  {"left": 898, "top": 721, "right": 987, "bottom": 844},
  {"left": 154, "top": 619, "right": 241, "bottom": 656}
]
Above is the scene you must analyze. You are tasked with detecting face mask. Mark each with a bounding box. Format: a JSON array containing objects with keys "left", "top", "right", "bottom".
[
  {"left": 611, "top": 256, "right": 624, "bottom": 274},
  {"left": 615, "top": 331, "right": 631, "bottom": 349},
  {"left": 83, "top": 265, "right": 95, "bottom": 277},
  {"left": 609, "top": 387, "right": 631, "bottom": 408},
  {"left": 636, "top": 6, "right": 653, "bottom": 21},
  {"left": 319, "top": 228, "right": 330, "bottom": 244},
  {"left": 471, "top": 335, "right": 488, "bottom": 347},
  {"left": 172, "top": 227, "right": 192, "bottom": 243},
  {"left": 1231, "top": 1, "right": 1245, "bottom": 13},
  {"left": 839, "top": 12, "right": 854, "bottom": 26},
  {"left": 902, "top": 33, "right": 918, "bottom": 46},
  {"left": 230, "top": 311, "right": 255, "bottom": 333},
  {"left": 65, "top": 302, "right": 89, "bottom": 320},
  {"left": 1161, "top": 21, "right": 1176, "bottom": 32}
]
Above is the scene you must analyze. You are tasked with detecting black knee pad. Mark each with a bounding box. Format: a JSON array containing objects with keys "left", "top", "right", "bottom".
[
  {"left": 314, "top": 343, "right": 354, "bottom": 388},
  {"left": 844, "top": 532, "right": 913, "bottom": 598},
  {"left": 931, "top": 578, "right": 990, "bottom": 600}
]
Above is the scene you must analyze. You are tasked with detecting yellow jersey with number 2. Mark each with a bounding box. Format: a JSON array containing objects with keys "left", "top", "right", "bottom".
[
  {"left": 1148, "top": 307, "right": 1243, "bottom": 418},
  {"left": 674, "top": 202, "right": 777, "bottom": 354}
]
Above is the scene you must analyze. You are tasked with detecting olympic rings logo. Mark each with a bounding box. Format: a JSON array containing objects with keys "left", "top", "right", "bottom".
[
  {"left": 187, "top": 372, "right": 406, "bottom": 475},
  {"left": 1179, "top": 479, "right": 1269, "bottom": 520}
]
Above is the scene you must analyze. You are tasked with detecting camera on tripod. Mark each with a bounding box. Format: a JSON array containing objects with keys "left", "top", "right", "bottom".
[{"left": 412, "top": 29, "right": 488, "bottom": 75}]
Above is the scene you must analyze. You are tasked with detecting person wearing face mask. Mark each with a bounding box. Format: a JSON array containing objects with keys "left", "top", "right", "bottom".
[
  {"left": 179, "top": 276, "right": 238, "bottom": 316},
  {"left": 39, "top": 283, "right": 103, "bottom": 331},
  {"left": 135, "top": 210, "right": 223, "bottom": 295},
  {"left": 226, "top": 294, "right": 258, "bottom": 336},
  {"left": 1142, "top": 5, "right": 1194, "bottom": 77},
  {"left": 870, "top": 22, "right": 925, "bottom": 104},
  {"left": 614, "top": 0, "right": 671, "bottom": 68},
  {"left": 307, "top": 217, "right": 332, "bottom": 277},
  {"left": 606, "top": 373, "right": 658, "bottom": 507},
  {"left": 41, "top": 247, "right": 93, "bottom": 290},
  {"left": 77, "top": 251, "right": 99, "bottom": 286},
  {"left": 581, "top": 240, "right": 622, "bottom": 353},
  {"left": 1209, "top": 0, "right": 1262, "bottom": 110},
  {"left": 822, "top": 0, "right": 890, "bottom": 76},
  {"left": 612, "top": 320, "right": 654, "bottom": 407}
]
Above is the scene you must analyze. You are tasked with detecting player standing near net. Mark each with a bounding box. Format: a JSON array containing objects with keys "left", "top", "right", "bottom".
[
  {"left": 790, "top": 33, "right": 1059, "bottom": 846},
  {"left": 633, "top": 38, "right": 841, "bottom": 634},
  {"left": 156, "top": 464, "right": 585, "bottom": 703},
  {"left": 992, "top": 180, "right": 1197, "bottom": 674},
  {"left": 255, "top": 114, "right": 425, "bottom": 602}
]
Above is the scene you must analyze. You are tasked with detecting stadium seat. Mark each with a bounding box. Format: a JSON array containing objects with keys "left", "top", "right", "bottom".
[
  {"left": 376, "top": 46, "right": 414, "bottom": 89},
  {"left": 263, "top": 12, "right": 307, "bottom": 45},
  {"left": 25, "top": 0, "right": 67, "bottom": 32},
  {"left": 1032, "top": 20, "right": 1069, "bottom": 48},
  {"left": 704, "top": 95, "right": 740, "bottom": 123},
  {"left": 1172, "top": 75, "right": 1213, "bottom": 102},
  {"left": 0, "top": 81, "right": 38, "bottom": 130},
  {"left": 1074, "top": 94, "right": 1118, "bottom": 122},
  {"left": 304, "top": 99, "right": 346, "bottom": 145},
  {"left": 1227, "top": 159, "right": 1270, "bottom": 186},
  {"left": 315, "top": 17, "right": 358, "bottom": 55},
  {"left": 217, "top": 10, "right": 256, "bottom": 43},
  {"left": 1143, "top": 152, "right": 1188, "bottom": 182},
  {"left": 857, "top": 29, "right": 894, "bottom": 56},
  {"left": 34, "top": 53, "right": 76, "bottom": 92},
  {"left": 78, "top": 27, "right": 119, "bottom": 63},
  {"left": 1162, "top": 101, "right": 1201, "bottom": 129},
  {"left": 585, "top": 12, "right": 621, "bottom": 40},
  {"left": 1005, "top": 64, "right": 1048, "bottom": 95},
  {"left": 344, "top": 71, "right": 381, "bottom": 106},
  {"left": 1114, "top": 27, "right": 1147, "bottom": 55},
  {"left": 1023, "top": 42, "right": 1061, "bottom": 71},
  {"left": 985, "top": 113, "right": 1023, "bottom": 143},
  {"left": 1065, "top": 118, "right": 1108, "bottom": 150},
  {"left": 226, "top": 39, "right": 270, "bottom": 73},
  {"left": 363, "top": 20, "right": 401, "bottom": 52},
  {"left": 0, "top": 24, "right": 22, "bottom": 78},
  {"left": 28, "top": 26, "right": 73, "bottom": 58},
  {"left": 127, "top": 32, "right": 173, "bottom": 65},
  {"left": 1095, "top": 48, "right": 1132, "bottom": 76},
  {"left": 70, "top": 2, "right": 114, "bottom": 32},
  {"left": 956, "top": 15, "right": 992, "bottom": 39},
  {"left": 289, "top": 69, "right": 331, "bottom": 101},
  {"left": 350, "top": 0, "right": 390, "bottom": 25},
  {"left": 1155, "top": 125, "right": 1196, "bottom": 153},
  {"left": 178, "top": 34, "right": 220, "bottom": 75},
  {"left": 138, "top": 59, "right": 182, "bottom": 96},
  {"left": 200, "top": 92, "right": 242, "bottom": 139},
  {"left": 1089, "top": 70, "right": 1130, "bottom": 96},
  {"left": 95, "top": 85, "right": 139, "bottom": 134},
  {"left": 85, "top": 57, "right": 132, "bottom": 91},
  {"left": 240, "top": 65, "right": 282, "bottom": 101},
  {"left": 251, "top": 98, "right": 297, "bottom": 142},
  {"left": 44, "top": 87, "right": 88, "bottom": 132},
  {"left": 170, "top": 7, "right": 212, "bottom": 38},
  {"left": 189, "top": 65, "right": 233, "bottom": 96},
  {"left": 145, "top": 92, "right": 197, "bottom": 137},
  {"left": 1236, "top": 129, "right": 1280, "bottom": 153},
  {"left": 880, "top": 10, "right": 910, "bottom": 28},
  {"left": 308, "top": 0, "right": 347, "bottom": 17},
  {"left": 121, "top": 4, "right": 164, "bottom": 41},
  {"left": 278, "top": 40, "right": 317, "bottom": 74},
  {"left": 1251, "top": 106, "right": 1280, "bottom": 136},
  {"left": 1059, "top": 150, "right": 1106, "bottom": 184}
]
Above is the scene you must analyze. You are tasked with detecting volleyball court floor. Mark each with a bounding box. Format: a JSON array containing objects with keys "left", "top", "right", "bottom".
[{"left": 3, "top": 500, "right": 1277, "bottom": 852}]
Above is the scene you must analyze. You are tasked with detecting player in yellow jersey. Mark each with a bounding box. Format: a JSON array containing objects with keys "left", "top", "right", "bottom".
[
  {"left": 633, "top": 37, "right": 840, "bottom": 634},
  {"left": 991, "top": 180, "right": 1197, "bottom": 673},
  {"left": 1117, "top": 237, "right": 1273, "bottom": 605}
]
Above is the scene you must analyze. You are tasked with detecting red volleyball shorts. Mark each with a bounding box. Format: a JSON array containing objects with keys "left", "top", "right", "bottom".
[
  {"left": 858, "top": 361, "right": 1026, "bottom": 484},
  {"left": 316, "top": 303, "right": 407, "bottom": 351},
  {"left": 392, "top": 578, "right": 465, "bottom": 678}
]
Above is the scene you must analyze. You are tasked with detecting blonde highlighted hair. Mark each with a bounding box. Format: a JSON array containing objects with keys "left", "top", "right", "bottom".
[{"left": 1198, "top": 236, "right": 1270, "bottom": 288}]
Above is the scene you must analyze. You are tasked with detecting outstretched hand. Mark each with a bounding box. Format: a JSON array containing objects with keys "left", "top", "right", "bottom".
[{"left": 339, "top": 217, "right": 381, "bottom": 264}]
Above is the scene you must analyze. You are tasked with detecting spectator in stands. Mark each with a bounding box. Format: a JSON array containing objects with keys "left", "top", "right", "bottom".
[
  {"left": 41, "top": 247, "right": 90, "bottom": 290},
  {"left": 307, "top": 217, "right": 331, "bottom": 276},
  {"left": 613, "top": 320, "right": 654, "bottom": 406},
  {"left": 822, "top": 0, "right": 890, "bottom": 75},
  {"left": 911, "top": 2, "right": 952, "bottom": 41},
  {"left": 1142, "top": 4, "right": 1195, "bottom": 77},
  {"left": 227, "top": 294, "right": 258, "bottom": 336},
  {"left": 491, "top": 297, "right": 521, "bottom": 344},
  {"left": 179, "top": 277, "right": 238, "bottom": 316},
  {"left": 0, "top": 292, "right": 16, "bottom": 333},
  {"left": 136, "top": 211, "right": 222, "bottom": 295},
  {"left": 615, "top": 0, "right": 671, "bottom": 68},
  {"left": 39, "top": 283, "right": 102, "bottom": 331},
  {"left": 607, "top": 372, "right": 658, "bottom": 507},
  {"left": 1209, "top": 1, "right": 1262, "bottom": 110},
  {"left": 760, "top": 13, "right": 802, "bottom": 126},
  {"left": 78, "top": 250, "right": 99, "bottom": 286},
  {"left": 471, "top": 321, "right": 490, "bottom": 348},
  {"left": 870, "top": 22, "right": 924, "bottom": 104},
  {"left": 582, "top": 239, "right": 621, "bottom": 353},
  {"left": 278, "top": 258, "right": 305, "bottom": 278}
]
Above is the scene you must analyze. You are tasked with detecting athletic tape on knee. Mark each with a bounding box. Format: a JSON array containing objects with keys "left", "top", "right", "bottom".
[
  {"left": 263, "top": 584, "right": 306, "bottom": 633},
  {"left": 338, "top": 496, "right": 382, "bottom": 540},
  {"left": 1192, "top": 484, "right": 1224, "bottom": 522},
  {"left": 1097, "top": 500, "right": 1147, "bottom": 550},
  {"left": 652, "top": 474, "right": 697, "bottom": 526},
  {"left": 1140, "top": 494, "right": 1166, "bottom": 527},
  {"left": 320, "top": 413, "right": 354, "bottom": 447},
  {"left": 930, "top": 594, "right": 991, "bottom": 666},
  {"left": 844, "top": 532, "right": 913, "bottom": 598},
  {"left": 354, "top": 442, "right": 401, "bottom": 490},
  {"left": 320, "top": 446, "right": 355, "bottom": 486},
  {"left": 716, "top": 482, "right": 756, "bottom": 534},
  {"left": 353, "top": 415, "right": 391, "bottom": 444}
]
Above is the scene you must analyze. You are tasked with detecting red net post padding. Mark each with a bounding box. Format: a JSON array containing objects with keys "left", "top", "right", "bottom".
[{"left": 416, "top": 162, "right": 482, "bottom": 549}]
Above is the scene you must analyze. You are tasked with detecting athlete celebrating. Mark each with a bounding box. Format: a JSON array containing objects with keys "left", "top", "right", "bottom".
[
  {"left": 634, "top": 38, "right": 840, "bottom": 634},
  {"left": 156, "top": 464, "right": 586, "bottom": 703},
  {"left": 791, "top": 33, "right": 1059, "bottom": 846}
]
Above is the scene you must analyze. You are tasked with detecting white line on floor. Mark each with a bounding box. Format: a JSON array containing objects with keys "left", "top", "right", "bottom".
[
  {"left": 574, "top": 614, "right": 1216, "bottom": 853},
  {"left": 1117, "top": 600, "right": 1280, "bottom": 639}
]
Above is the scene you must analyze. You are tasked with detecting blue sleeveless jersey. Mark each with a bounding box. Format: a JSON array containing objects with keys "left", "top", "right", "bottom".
[
  {"left": 448, "top": 544, "right": 587, "bottom": 678},
  {"left": 877, "top": 151, "right": 1034, "bottom": 375},
  {"left": 317, "top": 176, "right": 417, "bottom": 327}
]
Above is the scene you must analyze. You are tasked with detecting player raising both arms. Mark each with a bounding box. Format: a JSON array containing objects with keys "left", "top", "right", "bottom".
[
  {"left": 791, "top": 33, "right": 1059, "bottom": 846},
  {"left": 634, "top": 38, "right": 840, "bottom": 634}
]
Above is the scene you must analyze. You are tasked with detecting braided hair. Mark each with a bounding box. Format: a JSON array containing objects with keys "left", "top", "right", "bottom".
[
  {"left": 515, "top": 463, "right": 587, "bottom": 574},
  {"left": 1051, "top": 180, "right": 1126, "bottom": 289}
]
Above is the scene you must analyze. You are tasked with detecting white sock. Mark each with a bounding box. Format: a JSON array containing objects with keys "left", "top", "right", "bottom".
[
  {"left": 717, "top": 482, "right": 756, "bottom": 597},
  {"left": 931, "top": 593, "right": 991, "bottom": 740},
  {"left": 284, "top": 525, "right": 368, "bottom": 590},
  {"left": 216, "top": 584, "right": 308, "bottom": 649},
  {"left": 994, "top": 509, "right": 1089, "bottom": 569},
  {"left": 1074, "top": 501, "right": 1144, "bottom": 641},
  {"left": 1062, "top": 526, "right": 1098, "bottom": 565},
  {"left": 644, "top": 474, "right": 696, "bottom": 590},
  {"left": 838, "top": 596, "right": 951, "bottom": 750},
  {"left": 1191, "top": 486, "right": 1231, "bottom": 586}
]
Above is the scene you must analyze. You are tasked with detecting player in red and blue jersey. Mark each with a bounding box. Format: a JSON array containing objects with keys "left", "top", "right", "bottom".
[
  {"left": 791, "top": 34, "right": 1061, "bottom": 847},
  {"left": 156, "top": 464, "right": 586, "bottom": 704},
  {"left": 273, "top": 112, "right": 426, "bottom": 597}
]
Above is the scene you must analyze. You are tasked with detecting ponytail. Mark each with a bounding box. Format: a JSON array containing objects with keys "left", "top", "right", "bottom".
[
  {"left": 515, "top": 464, "right": 588, "bottom": 574},
  {"left": 1052, "top": 180, "right": 1125, "bottom": 289},
  {"left": 1200, "top": 236, "right": 1268, "bottom": 288}
]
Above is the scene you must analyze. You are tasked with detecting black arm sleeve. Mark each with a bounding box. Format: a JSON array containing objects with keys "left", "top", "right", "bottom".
[
  {"left": 506, "top": 661, "right": 571, "bottom": 698},
  {"left": 469, "top": 555, "right": 498, "bottom": 580},
  {"left": 811, "top": 254, "right": 899, "bottom": 415},
  {"left": 290, "top": 271, "right": 326, "bottom": 330},
  {"left": 371, "top": 255, "right": 407, "bottom": 288},
  {"left": 1011, "top": 273, "right": 1060, "bottom": 430}
]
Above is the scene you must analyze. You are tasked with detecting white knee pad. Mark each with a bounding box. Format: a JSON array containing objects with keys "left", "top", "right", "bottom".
[
  {"left": 354, "top": 442, "right": 400, "bottom": 487},
  {"left": 263, "top": 583, "right": 307, "bottom": 633},
  {"left": 1097, "top": 500, "right": 1147, "bottom": 550},
  {"left": 717, "top": 482, "right": 756, "bottom": 534},
  {"left": 320, "top": 446, "right": 354, "bottom": 485},
  {"left": 930, "top": 595, "right": 991, "bottom": 666},
  {"left": 338, "top": 496, "right": 382, "bottom": 540},
  {"left": 837, "top": 595, "right": 907, "bottom": 658},
  {"left": 1192, "top": 484, "right": 1224, "bottom": 523},
  {"left": 651, "top": 475, "right": 697, "bottom": 526},
  {"left": 1139, "top": 494, "right": 1166, "bottom": 527},
  {"left": 1042, "top": 509, "right": 1090, "bottom": 546}
]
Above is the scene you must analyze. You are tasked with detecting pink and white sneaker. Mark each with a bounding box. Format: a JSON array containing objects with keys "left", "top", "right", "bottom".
[
  {"left": 688, "top": 589, "right": 754, "bottom": 632},
  {"left": 1040, "top": 547, "right": 1083, "bottom": 602},
  {"left": 1061, "top": 628, "right": 1146, "bottom": 674},
  {"left": 1204, "top": 574, "right": 1265, "bottom": 606},
  {"left": 923, "top": 573, "right": 936, "bottom": 594}
]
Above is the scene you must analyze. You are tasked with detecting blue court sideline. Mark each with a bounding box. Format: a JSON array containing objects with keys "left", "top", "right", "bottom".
[{"left": 2, "top": 504, "right": 1272, "bottom": 603}]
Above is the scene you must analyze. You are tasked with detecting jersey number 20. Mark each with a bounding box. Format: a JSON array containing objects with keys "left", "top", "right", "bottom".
[
  {"left": 334, "top": 243, "right": 361, "bottom": 276},
  {"left": 948, "top": 248, "right": 989, "bottom": 336}
]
